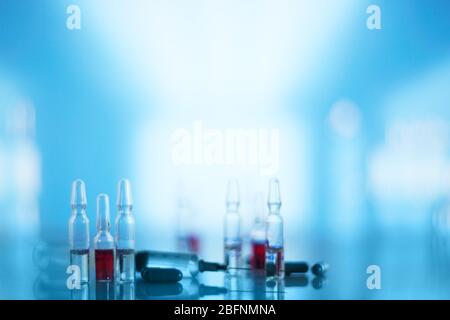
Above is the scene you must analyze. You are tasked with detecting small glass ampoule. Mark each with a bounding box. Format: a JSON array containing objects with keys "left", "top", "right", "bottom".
[
  {"left": 94, "top": 194, "right": 115, "bottom": 282},
  {"left": 265, "top": 178, "right": 284, "bottom": 279},
  {"left": 68, "top": 179, "right": 90, "bottom": 283},
  {"left": 115, "top": 179, "right": 136, "bottom": 282},
  {"left": 223, "top": 178, "right": 242, "bottom": 274}
]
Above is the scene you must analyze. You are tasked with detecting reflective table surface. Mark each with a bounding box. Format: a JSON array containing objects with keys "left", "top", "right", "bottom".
[{"left": 1, "top": 230, "right": 450, "bottom": 300}]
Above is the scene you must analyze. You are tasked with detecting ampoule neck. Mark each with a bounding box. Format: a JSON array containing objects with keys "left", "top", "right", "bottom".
[
  {"left": 118, "top": 206, "right": 133, "bottom": 215},
  {"left": 97, "top": 229, "right": 111, "bottom": 235},
  {"left": 226, "top": 204, "right": 239, "bottom": 213},
  {"left": 268, "top": 206, "right": 281, "bottom": 216},
  {"left": 72, "top": 206, "right": 87, "bottom": 215},
  {"left": 96, "top": 194, "right": 111, "bottom": 232},
  {"left": 97, "top": 223, "right": 111, "bottom": 232}
]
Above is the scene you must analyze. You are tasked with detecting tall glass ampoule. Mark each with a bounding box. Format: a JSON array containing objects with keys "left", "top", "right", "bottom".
[
  {"left": 68, "top": 179, "right": 90, "bottom": 283},
  {"left": 223, "top": 178, "right": 242, "bottom": 274},
  {"left": 94, "top": 194, "right": 115, "bottom": 282},
  {"left": 115, "top": 179, "right": 136, "bottom": 282},
  {"left": 265, "top": 178, "right": 284, "bottom": 279}
]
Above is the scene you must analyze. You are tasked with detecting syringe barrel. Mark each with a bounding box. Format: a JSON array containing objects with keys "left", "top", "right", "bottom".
[{"left": 135, "top": 251, "right": 200, "bottom": 278}]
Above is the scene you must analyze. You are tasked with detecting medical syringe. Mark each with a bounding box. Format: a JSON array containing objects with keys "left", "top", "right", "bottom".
[
  {"left": 136, "top": 250, "right": 309, "bottom": 278},
  {"left": 136, "top": 251, "right": 226, "bottom": 278}
]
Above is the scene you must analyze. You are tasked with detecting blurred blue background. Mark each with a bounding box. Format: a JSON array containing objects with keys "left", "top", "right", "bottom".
[{"left": 0, "top": 0, "right": 450, "bottom": 299}]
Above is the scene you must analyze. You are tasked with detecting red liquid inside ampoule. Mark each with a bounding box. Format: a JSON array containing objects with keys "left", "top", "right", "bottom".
[
  {"left": 178, "top": 233, "right": 201, "bottom": 254},
  {"left": 251, "top": 242, "right": 266, "bottom": 269},
  {"left": 187, "top": 234, "right": 200, "bottom": 254},
  {"left": 95, "top": 249, "right": 114, "bottom": 281}
]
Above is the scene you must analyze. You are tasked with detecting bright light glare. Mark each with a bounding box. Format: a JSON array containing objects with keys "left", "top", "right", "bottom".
[
  {"left": 85, "top": 0, "right": 358, "bottom": 256},
  {"left": 86, "top": 0, "right": 357, "bottom": 112},
  {"left": 328, "top": 99, "right": 361, "bottom": 139},
  {"left": 369, "top": 58, "right": 450, "bottom": 204}
]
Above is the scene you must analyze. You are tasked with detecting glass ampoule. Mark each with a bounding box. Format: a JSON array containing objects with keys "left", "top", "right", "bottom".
[
  {"left": 223, "top": 178, "right": 242, "bottom": 274},
  {"left": 250, "top": 193, "right": 266, "bottom": 270},
  {"left": 265, "top": 178, "right": 284, "bottom": 279},
  {"left": 68, "top": 179, "right": 90, "bottom": 283},
  {"left": 115, "top": 179, "right": 136, "bottom": 282},
  {"left": 94, "top": 194, "right": 115, "bottom": 282}
]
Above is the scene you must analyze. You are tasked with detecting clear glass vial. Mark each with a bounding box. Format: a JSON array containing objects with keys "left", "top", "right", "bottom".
[
  {"left": 115, "top": 179, "right": 136, "bottom": 282},
  {"left": 68, "top": 179, "right": 90, "bottom": 284},
  {"left": 265, "top": 178, "right": 285, "bottom": 279}
]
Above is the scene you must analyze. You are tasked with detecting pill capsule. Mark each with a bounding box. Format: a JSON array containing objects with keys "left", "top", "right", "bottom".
[{"left": 285, "top": 261, "right": 309, "bottom": 276}]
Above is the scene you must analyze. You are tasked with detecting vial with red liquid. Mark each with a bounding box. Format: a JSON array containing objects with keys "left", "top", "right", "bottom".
[
  {"left": 223, "top": 178, "right": 242, "bottom": 274},
  {"left": 94, "top": 194, "right": 115, "bottom": 282},
  {"left": 250, "top": 193, "right": 266, "bottom": 270},
  {"left": 265, "top": 178, "right": 285, "bottom": 279},
  {"left": 68, "top": 179, "right": 90, "bottom": 283},
  {"left": 115, "top": 179, "right": 136, "bottom": 282}
]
